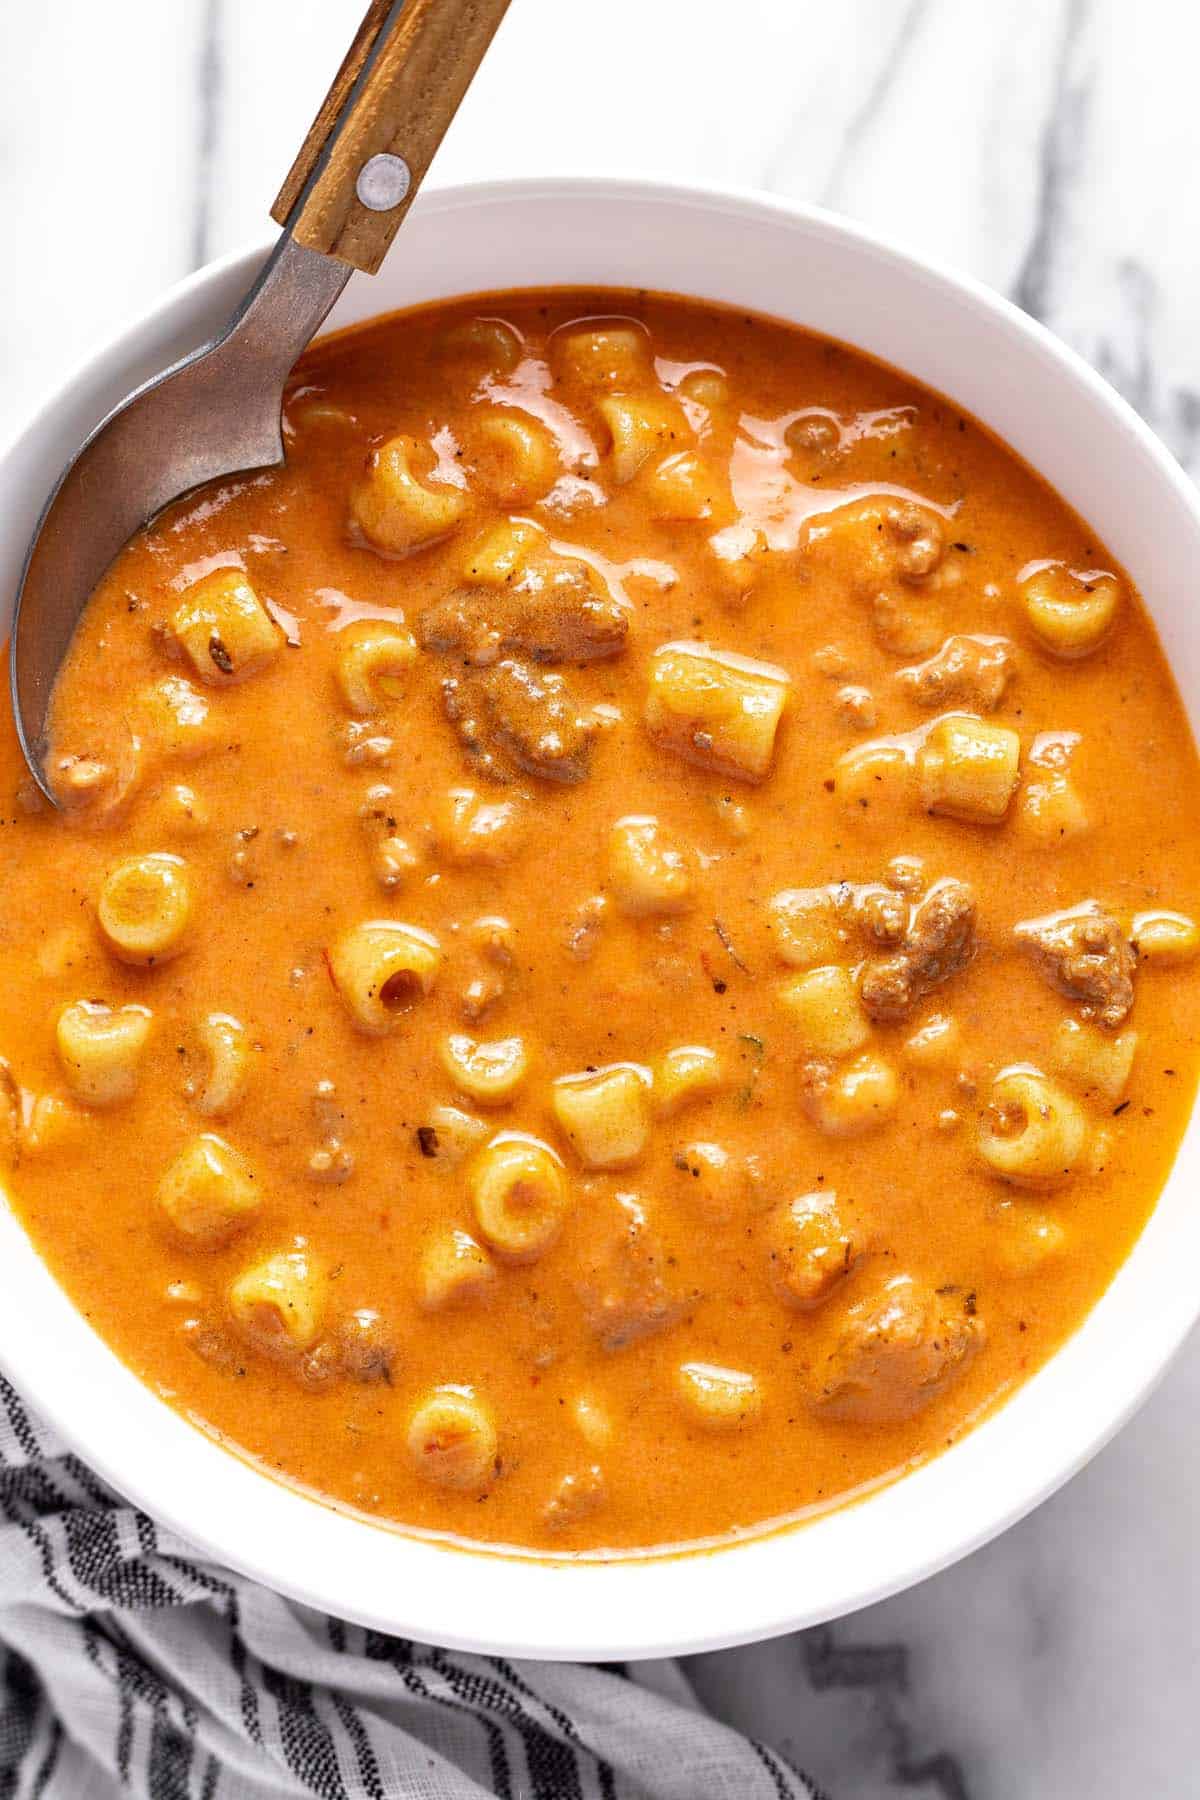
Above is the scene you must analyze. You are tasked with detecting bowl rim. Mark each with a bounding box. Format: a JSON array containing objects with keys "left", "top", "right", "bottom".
[{"left": 3, "top": 173, "right": 1200, "bottom": 1660}]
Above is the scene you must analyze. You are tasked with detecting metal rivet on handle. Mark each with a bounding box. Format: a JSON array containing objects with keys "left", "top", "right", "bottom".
[{"left": 356, "top": 153, "right": 412, "bottom": 212}]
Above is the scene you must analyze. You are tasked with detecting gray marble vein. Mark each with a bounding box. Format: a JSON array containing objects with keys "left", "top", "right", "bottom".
[
  {"left": 1012, "top": 0, "right": 1092, "bottom": 321},
  {"left": 2, "top": 3, "right": 1200, "bottom": 1794},
  {"left": 192, "top": 0, "right": 226, "bottom": 270}
]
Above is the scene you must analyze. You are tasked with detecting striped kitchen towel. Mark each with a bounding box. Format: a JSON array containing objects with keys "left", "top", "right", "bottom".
[{"left": 0, "top": 1377, "right": 817, "bottom": 1799}]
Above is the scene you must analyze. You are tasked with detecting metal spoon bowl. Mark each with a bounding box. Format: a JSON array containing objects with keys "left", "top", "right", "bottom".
[{"left": 10, "top": 0, "right": 510, "bottom": 802}]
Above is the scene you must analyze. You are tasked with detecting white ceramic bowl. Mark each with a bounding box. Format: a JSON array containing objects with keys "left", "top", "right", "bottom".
[{"left": 2, "top": 178, "right": 1199, "bottom": 1661}]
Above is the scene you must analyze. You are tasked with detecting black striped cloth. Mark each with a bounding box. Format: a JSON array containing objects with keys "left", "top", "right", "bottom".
[{"left": 0, "top": 1378, "right": 816, "bottom": 1798}]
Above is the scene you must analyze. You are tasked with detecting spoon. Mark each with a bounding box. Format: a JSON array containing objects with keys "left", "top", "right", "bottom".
[{"left": 10, "top": 0, "right": 510, "bottom": 804}]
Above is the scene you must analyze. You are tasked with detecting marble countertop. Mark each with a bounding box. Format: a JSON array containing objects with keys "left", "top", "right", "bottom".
[{"left": 2, "top": 1, "right": 1198, "bottom": 1793}]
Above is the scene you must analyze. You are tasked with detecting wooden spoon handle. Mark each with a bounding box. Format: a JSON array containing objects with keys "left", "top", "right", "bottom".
[{"left": 271, "top": 0, "right": 510, "bottom": 274}]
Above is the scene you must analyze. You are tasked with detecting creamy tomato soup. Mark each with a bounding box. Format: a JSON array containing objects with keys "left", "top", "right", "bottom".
[{"left": 4, "top": 290, "right": 1199, "bottom": 1554}]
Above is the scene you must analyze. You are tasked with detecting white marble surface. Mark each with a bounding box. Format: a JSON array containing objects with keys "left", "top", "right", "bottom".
[{"left": 3, "top": 1, "right": 1200, "bottom": 1793}]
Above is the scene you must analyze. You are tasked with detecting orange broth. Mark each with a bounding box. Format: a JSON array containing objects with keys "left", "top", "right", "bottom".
[{"left": 1, "top": 289, "right": 1197, "bottom": 1553}]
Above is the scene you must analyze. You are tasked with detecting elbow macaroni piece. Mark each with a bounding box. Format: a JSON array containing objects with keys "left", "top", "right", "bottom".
[
  {"left": 708, "top": 521, "right": 770, "bottom": 600},
  {"left": 421, "top": 1103, "right": 490, "bottom": 1165},
  {"left": 596, "top": 394, "right": 690, "bottom": 484},
  {"left": 1132, "top": 909, "right": 1200, "bottom": 965},
  {"left": 171, "top": 569, "right": 282, "bottom": 685},
  {"left": 334, "top": 620, "right": 418, "bottom": 715},
  {"left": 135, "top": 675, "right": 215, "bottom": 760},
  {"left": 192, "top": 1012, "right": 253, "bottom": 1117},
  {"left": 350, "top": 434, "right": 469, "bottom": 555},
  {"left": 468, "top": 1133, "right": 569, "bottom": 1262},
  {"left": 470, "top": 914, "right": 517, "bottom": 963},
  {"left": 1019, "top": 564, "right": 1121, "bottom": 658},
  {"left": 653, "top": 1045, "right": 724, "bottom": 1115},
  {"left": 679, "top": 368, "right": 731, "bottom": 412},
  {"left": 472, "top": 410, "right": 560, "bottom": 503},
  {"left": 439, "top": 1033, "right": 529, "bottom": 1106},
  {"left": 543, "top": 1465, "right": 606, "bottom": 1532},
  {"left": 459, "top": 517, "right": 543, "bottom": 587},
  {"left": 434, "top": 788, "right": 525, "bottom": 867},
  {"left": 366, "top": 831, "right": 420, "bottom": 893},
  {"left": 97, "top": 852, "right": 193, "bottom": 965},
  {"left": 284, "top": 397, "right": 357, "bottom": 437},
  {"left": 434, "top": 315, "right": 522, "bottom": 377},
  {"left": 902, "top": 1012, "right": 961, "bottom": 1069},
  {"left": 418, "top": 1227, "right": 498, "bottom": 1310},
  {"left": 832, "top": 739, "right": 914, "bottom": 812},
  {"left": 785, "top": 409, "right": 843, "bottom": 459},
  {"left": 768, "top": 887, "right": 844, "bottom": 967},
  {"left": 1018, "top": 728, "right": 1089, "bottom": 845},
  {"left": 642, "top": 450, "right": 719, "bottom": 521},
  {"left": 550, "top": 319, "right": 654, "bottom": 392},
  {"left": 48, "top": 745, "right": 140, "bottom": 819},
  {"left": 406, "top": 1385, "right": 498, "bottom": 1491},
  {"left": 672, "top": 1139, "right": 750, "bottom": 1222},
  {"left": 328, "top": 921, "right": 441, "bottom": 1034},
  {"left": 764, "top": 1191, "right": 855, "bottom": 1309},
  {"left": 776, "top": 966, "right": 870, "bottom": 1058},
  {"left": 977, "top": 1068, "right": 1087, "bottom": 1188},
  {"left": 644, "top": 642, "right": 791, "bottom": 784},
  {"left": 994, "top": 1203, "right": 1068, "bottom": 1275},
  {"left": 675, "top": 1361, "right": 762, "bottom": 1431},
  {"left": 21, "top": 1094, "right": 86, "bottom": 1158},
  {"left": 229, "top": 1247, "right": 328, "bottom": 1352},
  {"left": 147, "top": 783, "right": 208, "bottom": 837},
  {"left": 552, "top": 1064, "right": 652, "bottom": 1169},
  {"left": 157, "top": 1132, "right": 260, "bottom": 1244},
  {"left": 607, "top": 815, "right": 695, "bottom": 916},
  {"left": 55, "top": 1001, "right": 152, "bottom": 1107},
  {"left": 358, "top": 783, "right": 420, "bottom": 891},
  {"left": 1018, "top": 771, "right": 1089, "bottom": 843},
  {"left": 801, "top": 1053, "right": 898, "bottom": 1136},
  {"left": 332, "top": 1308, "right": 395, "bottom": 1384},
  {"left": 917, "top": 716, "right": 1021, "bottom": 824},
  {"left": 1051, "top": 1018, "right": 1137, "bottom": 1104}
]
